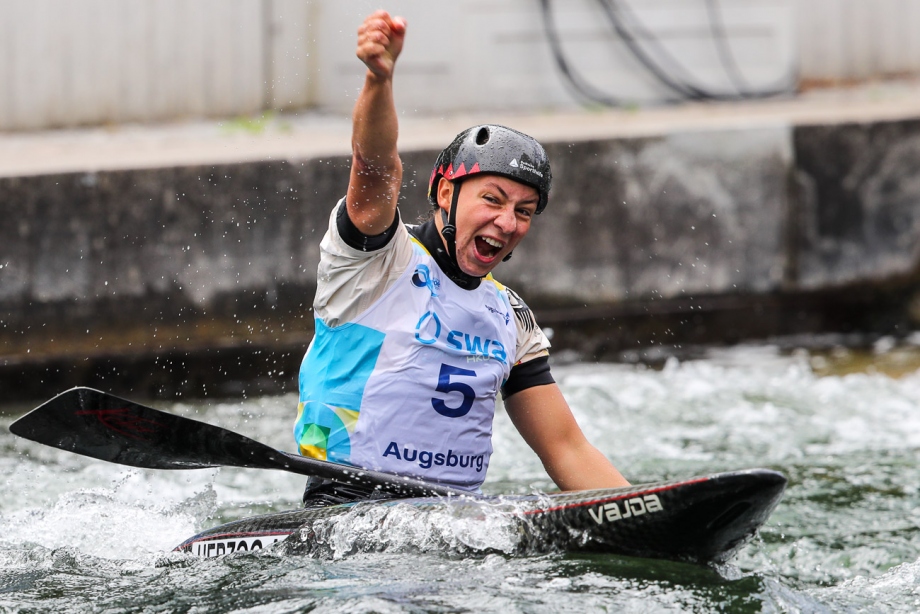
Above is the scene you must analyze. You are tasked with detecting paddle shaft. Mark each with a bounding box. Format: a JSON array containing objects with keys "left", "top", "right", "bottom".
[{"left": 9, "top": 387, "right": 466, "bottom": 498}]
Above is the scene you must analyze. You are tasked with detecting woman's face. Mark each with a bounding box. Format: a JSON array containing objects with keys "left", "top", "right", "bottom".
[{"left": 436, "top": 174, "right": 539, "bottom": 277}]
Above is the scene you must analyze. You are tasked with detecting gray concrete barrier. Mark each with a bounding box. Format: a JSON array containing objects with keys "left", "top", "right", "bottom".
[{"left": 3, "top": 117, "right": 920, "bottom": 402}]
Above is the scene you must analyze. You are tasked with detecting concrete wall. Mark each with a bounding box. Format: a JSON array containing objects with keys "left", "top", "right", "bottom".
[
  {"left": 3, "top": 116, "right": 920, "bottom": 401},
  {"left": 793, "top": 120, "right": 920, "bottom": 288},
  {"left": 0, "top": 0, "right": 310, "bottom": 129},
  {"left": 315, "top": 0, "right": 796, "bottom": 114},
  {"left": 0, "top": 0, "right": 798, "bottom": 129},
  {"left": 502, "top": 128, "right": 792, "bottom": 303},
  {"left": 799, "top": 0, "right": 920, "bottom": 84},
  {"left": 6, "top": 0, "right": 920, "bottom": 131}
]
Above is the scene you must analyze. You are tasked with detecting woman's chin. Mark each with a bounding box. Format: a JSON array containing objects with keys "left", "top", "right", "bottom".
[{"left": 459, "top": 256, "right": 496, "bottom": 278}]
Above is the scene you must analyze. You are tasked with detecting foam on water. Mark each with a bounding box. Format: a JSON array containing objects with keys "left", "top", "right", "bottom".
[
  {"left": 815, "top": 558, "right": 920, "bottom": 612},
  {"left": 0, "top": 468, "right": 216, "bottom": 562},
  {"left": 3, "top": 345, "right": 920, "bottom": 611},
  {"left": 287, "top": 500, "right": 522, "bottom": 559},
  {"left": 551, "top": 348, "right": 920, "bottom": 474}
]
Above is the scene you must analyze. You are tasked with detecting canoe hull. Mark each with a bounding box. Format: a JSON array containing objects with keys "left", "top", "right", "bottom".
[{"left": 175, "top": 468, "right": 786, "bottom": 564}]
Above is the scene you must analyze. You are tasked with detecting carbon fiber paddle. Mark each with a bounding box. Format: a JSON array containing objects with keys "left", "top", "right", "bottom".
[{"left": 9, "top": 387, "right": 466, "bottom": 498}]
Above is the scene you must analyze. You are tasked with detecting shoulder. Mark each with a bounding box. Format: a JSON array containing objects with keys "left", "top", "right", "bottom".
[
  {"left": 322, "top": 198, "right": 409, "bottom": 257},
  {"left": 503, "top": 285, "right": 540, "bottom": 335},
  {"left": 496, "top": 284, "right": 555, "bottom": 398},
  {"left": 315, "top": 199, "right": 416, "bottom": 325},
  {"left": 488, "top": 281, "right": 551, "bottom": 364}
]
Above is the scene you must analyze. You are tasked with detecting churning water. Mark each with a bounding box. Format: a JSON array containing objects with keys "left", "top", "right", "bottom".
[{"left": 3, "top": 342, "right": 920, "bottom": 612}]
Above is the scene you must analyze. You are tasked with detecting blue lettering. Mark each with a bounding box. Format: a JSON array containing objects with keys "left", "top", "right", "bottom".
[
  {"left": 383, "top": 441, "right": 402, "bottom": 460},
  {"left": 432, "top": 364, "right": 476, "bottom": 418},
  {"left": 379, "top": 441, "right": 486, "bottom": 473},
  {"left": 465, "top": 335, "right": 487, "bottom": 356},
  {"left": 415, "top": 311, "right": 441, "bottom": 345},
  {"left": 413, "top": 310, "right": 507, "bottom": 363},
  {"left": 419, "top": 451, "right": 433, "bottom": 469},
  {"left": 447, "top": 330, "right": 463, "bottom": 350}
]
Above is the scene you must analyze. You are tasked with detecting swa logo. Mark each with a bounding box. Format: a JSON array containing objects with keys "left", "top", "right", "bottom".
[{"left": 411, "top": 264, "right": 440, "bottom": 297}]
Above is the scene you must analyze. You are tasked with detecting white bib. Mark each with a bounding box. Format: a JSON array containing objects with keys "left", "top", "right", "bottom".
[{"left": 295, "top": 239, "right": 518, "bottom": 491}]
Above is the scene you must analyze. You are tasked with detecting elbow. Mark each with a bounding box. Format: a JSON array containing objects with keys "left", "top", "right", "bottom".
[
  {"left": 352, "top": 147, "right": 372, "bottom": 174},
  {"left": 352, "top": 147, "right": 401, "bottom": 179}
]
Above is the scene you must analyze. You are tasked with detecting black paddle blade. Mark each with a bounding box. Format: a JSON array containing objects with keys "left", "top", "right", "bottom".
[
  {"left": 10, "top": 387, "right": 276, "bottom": 470},
  {"left": 10, "top": 387, "right": 466, "bottom": 498}
]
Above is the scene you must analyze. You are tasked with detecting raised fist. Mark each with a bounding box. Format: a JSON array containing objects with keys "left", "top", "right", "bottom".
[{"left": 356, "top": 10, "right": 407, "bottom": 79}]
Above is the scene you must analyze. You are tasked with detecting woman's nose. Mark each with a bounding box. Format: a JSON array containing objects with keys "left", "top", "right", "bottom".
[{"left": 494, "top": 206, "right": 517, "bottom": 233}]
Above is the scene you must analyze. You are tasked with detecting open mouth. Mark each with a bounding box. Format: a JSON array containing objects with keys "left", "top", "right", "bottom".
[{"left": 475, "top": 236, "right": 504, "bottom": 260}]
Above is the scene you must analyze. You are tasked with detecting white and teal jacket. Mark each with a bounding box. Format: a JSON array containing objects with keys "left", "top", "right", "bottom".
[{"left": 295, "top": 199, "right": 553, "bottom": 492}]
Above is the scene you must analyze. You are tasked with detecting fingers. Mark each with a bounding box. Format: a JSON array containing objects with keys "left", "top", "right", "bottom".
[{"left": 356, "top": 11, "right": 407, "bottom": 78}]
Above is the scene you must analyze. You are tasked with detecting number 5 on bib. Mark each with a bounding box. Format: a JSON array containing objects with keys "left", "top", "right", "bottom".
[{"left": 432, "top": 364, "right": 477, "bottom": 418}]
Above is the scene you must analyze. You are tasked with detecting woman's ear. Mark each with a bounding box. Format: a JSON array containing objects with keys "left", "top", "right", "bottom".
[{"left": 436, "top": 177, "right": 453, "bottom": 211}]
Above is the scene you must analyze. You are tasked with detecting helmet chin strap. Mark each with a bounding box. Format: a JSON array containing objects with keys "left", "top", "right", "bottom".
[{"left": 439, "top": 182, "right": 461, "bottom": 264}]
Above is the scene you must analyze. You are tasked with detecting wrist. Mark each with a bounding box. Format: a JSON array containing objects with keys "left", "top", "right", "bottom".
[{"left": 365, "top": 68, "right": 394, "bottom": 85}]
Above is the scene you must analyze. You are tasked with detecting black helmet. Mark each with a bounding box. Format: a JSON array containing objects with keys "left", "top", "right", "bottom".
[{"left": 427, "top": 125, "right": 552, "bottom": 214}]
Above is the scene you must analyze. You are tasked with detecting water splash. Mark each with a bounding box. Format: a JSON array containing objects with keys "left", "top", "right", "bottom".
[
  {"left": 286, "top": 500, "right": 522, "bottom": 559},
  {"left": 4, "top": 346, "right": 920, "bottom": 610},
  {"left": 0, "top": 470, "right": 216, "bottom": 562}
]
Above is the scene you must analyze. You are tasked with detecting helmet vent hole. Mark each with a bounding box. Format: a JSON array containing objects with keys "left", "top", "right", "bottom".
[{"left": 475, "top": 127, "right": 490, "bottom": 145}]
